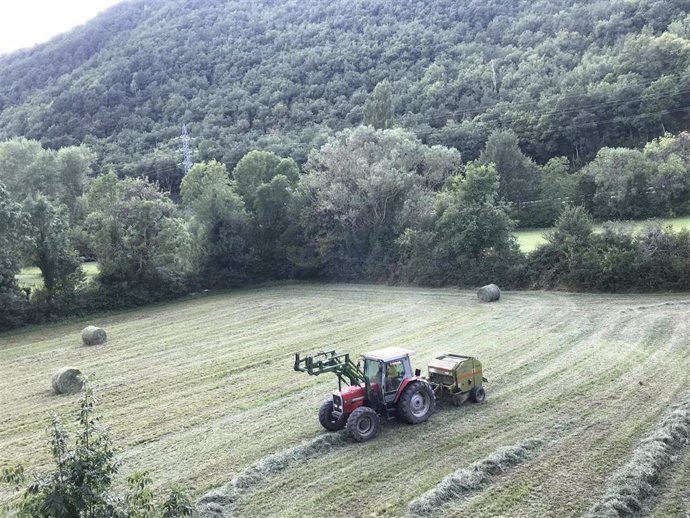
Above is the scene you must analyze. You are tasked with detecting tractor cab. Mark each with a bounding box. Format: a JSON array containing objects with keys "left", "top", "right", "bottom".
[{"left": 360, "top": 347, "right": 415, "bottom": 404}]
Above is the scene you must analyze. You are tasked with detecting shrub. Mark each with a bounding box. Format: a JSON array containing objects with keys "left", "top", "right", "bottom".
[{"left": 1, "top": 378, "right": 195, "bottom": 518}]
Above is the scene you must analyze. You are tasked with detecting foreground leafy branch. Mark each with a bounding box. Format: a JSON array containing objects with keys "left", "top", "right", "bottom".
[{"left": 1, "top": 378, "right": 195, "bottom": 518}]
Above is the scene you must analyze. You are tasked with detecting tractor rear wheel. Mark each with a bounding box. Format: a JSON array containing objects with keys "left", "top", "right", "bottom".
[
  {"left": 346, "top": 406, "right": 380, "bottom": 442},
  {"left": 398, "top": 381, "right": 435, "bottom": 424},
  {"left": 319, "top": 399, "right": 346, "bottom": 431},
  {"left": 471, "top": 386, "right": 486, "bottom": 403}
]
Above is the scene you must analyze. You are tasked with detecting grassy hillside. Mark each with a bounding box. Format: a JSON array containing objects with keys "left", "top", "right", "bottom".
[
  {"left": 1, "top": 284, "right": 689, "bottom": 516},
  {"left": 0, "top": 0, "right": 689, "bottom": 178}
]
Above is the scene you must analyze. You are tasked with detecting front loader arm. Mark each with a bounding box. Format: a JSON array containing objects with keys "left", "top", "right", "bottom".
[{"left": 294, "top": 350, "right": 366, "bottom": 387}]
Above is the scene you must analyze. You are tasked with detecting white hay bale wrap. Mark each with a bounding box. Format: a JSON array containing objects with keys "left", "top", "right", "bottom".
[
  {"left": 477, "top": 284, "right": 501, "bottom": 303},
  {"left": 52, "top": 367, "right": 83, "bottom": 395},
  {"left": 81, "top": 325, "right": 107, "bottom": 346}
]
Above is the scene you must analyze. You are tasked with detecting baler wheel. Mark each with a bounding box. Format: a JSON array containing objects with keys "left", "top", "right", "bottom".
[
  {"left": 398, "top": 381, "right": 435, "bottom": 424},
  {"left": 319, "top": 399, "right": 346, "bottom": 431},
  {"left": 346, "top": 406, "right": 380, "bottom": 442},
  {"left": 471, "top": 386, "right": 486, "bottom": 403}
]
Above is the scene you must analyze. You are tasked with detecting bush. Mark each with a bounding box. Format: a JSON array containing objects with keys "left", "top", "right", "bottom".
[{"left": 529, "top": 207, "right": 690, "bottom": 292}]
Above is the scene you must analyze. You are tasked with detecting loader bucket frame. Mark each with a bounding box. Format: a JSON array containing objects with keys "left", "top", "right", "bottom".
[{"left": 294, "top": 350, "right": 368, "bottom": 392}]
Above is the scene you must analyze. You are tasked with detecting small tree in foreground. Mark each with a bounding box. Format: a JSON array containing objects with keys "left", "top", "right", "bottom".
[{"left": 1, "top": 379, "right": 195, "bottom": 518}]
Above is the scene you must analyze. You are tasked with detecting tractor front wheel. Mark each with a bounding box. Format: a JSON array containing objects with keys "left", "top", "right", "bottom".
[
  {"left": 346, "top": 406, "right": 380, "bottom": 442},
  {"left": 319, "top": 399, "right": 346, "bottom": 431},
  {"left": 398, "top": 381, "right": 435, "bottom": 424},
  {"left": 471, "top": 386, "right": 486, "bottom": 403}
]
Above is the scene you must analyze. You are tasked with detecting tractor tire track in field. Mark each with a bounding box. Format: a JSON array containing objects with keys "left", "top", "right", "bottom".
[{"left": 197, "top": 432, "right": 347, "bottom": 517}]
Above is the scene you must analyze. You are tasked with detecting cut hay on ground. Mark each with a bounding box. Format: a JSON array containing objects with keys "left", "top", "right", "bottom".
[
  {"left": 585, "top": 395, "right": 690, "bottom": 518},
  {"left": 477, "top": 284, "right": 500, "bottom": 303},
  {"left": 197, "top": 432, "right": 346, "bottom": 518},
  {"left": 408, "top": 437, "right": 545, "bottom": 517},
  {"left": 81, "top": 325, "right": 107, "bottom": 346},
  {"left": 51, "top": 367, "right": 83, "bottom": 395}
]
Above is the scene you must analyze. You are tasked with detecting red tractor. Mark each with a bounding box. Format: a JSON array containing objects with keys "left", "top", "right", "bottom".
[{"left": 294, "top": 347, "right": 486, "bottom": 441}]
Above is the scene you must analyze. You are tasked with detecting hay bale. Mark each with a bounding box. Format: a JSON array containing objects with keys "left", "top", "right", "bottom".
[
  {"left": 52, "top": 367, "right": 83, "bottom": 395},
  {"left": 81, "top": 325, "right": 107, "bottom": 346},
  {"left": 477, "top": 284, "right": 501, "bottom": 303}
]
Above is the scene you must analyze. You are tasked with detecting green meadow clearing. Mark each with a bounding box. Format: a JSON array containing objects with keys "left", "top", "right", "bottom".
[
  {"left": 16, "top": 262, "right": 100, "bottom": 289},
  {"left": 514, "top": 215, "right": 690, "bottom": 252},
  {"left": 1, "top": 284, "right": 689, "bottom": 517}
]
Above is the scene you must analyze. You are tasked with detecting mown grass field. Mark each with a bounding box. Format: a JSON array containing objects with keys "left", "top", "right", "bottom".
[
  {"left": 1, "top": 284, "right": 689, "bottom": 517},
  {"left": 514, "top": 215, "right": 690, "bottom": 252}
]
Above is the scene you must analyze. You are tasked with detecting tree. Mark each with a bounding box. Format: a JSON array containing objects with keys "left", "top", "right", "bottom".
[
  {"left": 0, "top": 183, "right": 30, "bottom": 329},
  {"left": 0, "top": 138, "right": 59, "bottom": 200},
  {"left": 181, "top": 161, "right": 256, "bottom": 286},
  {"left": 547, "top": 205, "right": 594, "bottom": 257},
  {"left": 399, "top": 162, "right": 523, "bottom": 286},
  {"left": 479, "top": 129, "right": 539, "bottom": 210},
  {"left": 83, "top": 173, "right": 192, "bottom": 298},
  {"left": 231, "top": 151, "right": 300, "bottom": 278},
  {"left": 23, "top": 194, "right": 84, "bottom": 302},
  {"left": 299, "top": 126, "right": 461, "bottom": 279},
  {"left": 529, "top": 205, "right": 596, "bottom": 288},
  {"left": 363, "top": 81, "right": 394, "bottom": 130},
  {"left": 232, "top": 151, "right": 299, "bottom": 212},
  {"left": 0, "top": 139, "right": 94, "bottom": 218},
  {"left": 57, "top": 145, "right": 95, "bottom": 217},
  {"left": 644, "top": 132, "right": 690, "bottom": 215},
  {"left": 529, "top": 157, "right": 576, "bottom": 227},
  {"left": 578, "top": 147, "right": 656, "bottom": 220}
]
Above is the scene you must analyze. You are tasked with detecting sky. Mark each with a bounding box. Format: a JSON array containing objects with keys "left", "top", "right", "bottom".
[{"left": 0, "top": 0, "right": 125, "bottom": 55}]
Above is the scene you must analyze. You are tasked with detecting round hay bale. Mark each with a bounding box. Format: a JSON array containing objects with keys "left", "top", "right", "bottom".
[
  {"left": 52, "top": 367, "right": 83, "bottom": 395},
  {"left": 81, "top": 325, "right": 107, "bottom": 346},
  {"left": 477, "top": 284, "right": 501, "bottom": 303}
]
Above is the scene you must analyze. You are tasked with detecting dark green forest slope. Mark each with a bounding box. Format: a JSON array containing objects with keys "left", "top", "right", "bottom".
[{"left": 1, "top": 0, "right": 689, "bottom": 185}]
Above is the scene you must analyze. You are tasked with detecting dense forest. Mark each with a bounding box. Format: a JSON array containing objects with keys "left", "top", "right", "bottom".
[
  {"left": 2, "top": 0, "right": 690, "bottom": 331},
  {"left": 0, "top": 0, "right": 689, "bottom": 184}
]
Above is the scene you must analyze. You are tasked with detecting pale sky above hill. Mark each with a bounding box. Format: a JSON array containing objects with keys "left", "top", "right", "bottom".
[{"left": 0, "top": 0, "right": 125, "bottom": 55}]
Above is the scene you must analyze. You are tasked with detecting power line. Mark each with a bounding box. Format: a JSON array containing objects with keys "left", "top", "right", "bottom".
[{"left": 393, "top": 74, "right": 690, "bottom": 125}]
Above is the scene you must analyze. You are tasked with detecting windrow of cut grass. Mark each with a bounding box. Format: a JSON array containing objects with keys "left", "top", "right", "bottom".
[
  {"left": 584, "top": 394, "right": 690, "bottom": 518},
  {"left": 408, "top": 437, "right": 546, "bottom": 516},
  {"left": 197, "top": 432, "right": 346, "bottom": 517}
]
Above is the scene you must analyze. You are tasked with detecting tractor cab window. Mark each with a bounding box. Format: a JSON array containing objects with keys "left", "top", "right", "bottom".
[
  {"left": 385, "top": 360, "right": 405, "bottom": 393},
  {"left": 363, "top": 358, "right": 381, "bottom": 383}
]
